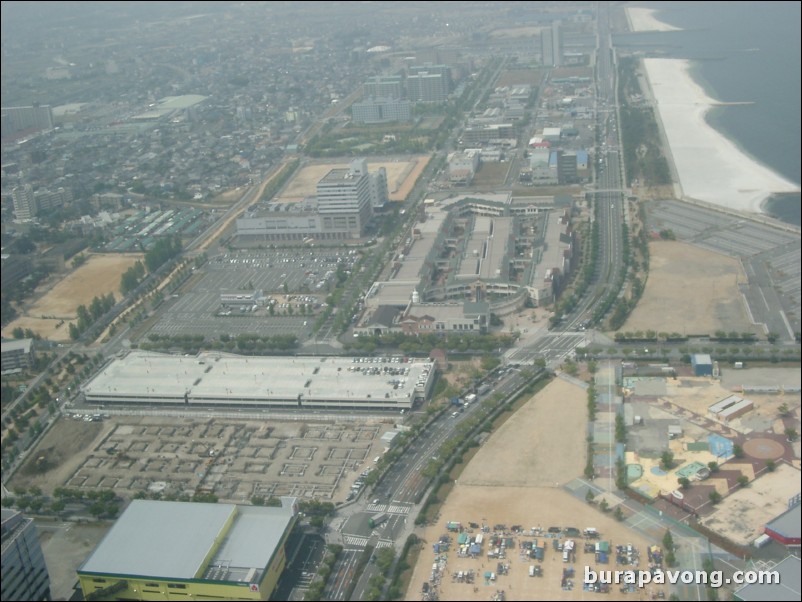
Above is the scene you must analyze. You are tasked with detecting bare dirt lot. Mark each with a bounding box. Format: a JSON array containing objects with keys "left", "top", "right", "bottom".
[
  {"left": 10, "top": 414, "right": 395, "bottom": 504},
  {"left": 2, "top": 253, "right": 143, "bottom": 341},
  {"left": 623, "top": 240, "right": 757, "bottom": 336},
  {"left": 472, "top": 162, "right": 510, "bottom": 188},
  {"left": 405, "top": 377, "right": 666, "bottom": 600},
  {"left": 278, "top": 156, "right": 430, "bottom": 202},
  {"left": 459, "top": 378, "right": 587, "bottom": 488},
  {"left": 10, "top": 418, "right": 108, "bottom": 493}
]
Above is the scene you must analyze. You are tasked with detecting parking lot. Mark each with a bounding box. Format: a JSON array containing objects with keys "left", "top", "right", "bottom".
[
  {"left": 148, "top": 249, "right": 360, "bottom": 340},
  {"left": 647, "top": 200, "right": 801, "bottom": 338}
]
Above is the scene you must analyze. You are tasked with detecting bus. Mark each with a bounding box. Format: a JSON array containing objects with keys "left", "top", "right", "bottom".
[{"left": 368, "top": 512, "right": 388, "bottom": 528}]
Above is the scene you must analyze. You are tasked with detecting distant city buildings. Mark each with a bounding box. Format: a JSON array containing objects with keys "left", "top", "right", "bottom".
[
  {"left": 1, "top": 509, "right": 51, "bottom": 601},
  {"left": 541, "top": 21, "right": 562, "bottom": 67},
  {"left": 1, "top": 105, "right": 53, "bottom": 138},
  {"left": 363, "top": 75, "right": 404, "bottom": 99},
  {"left": 407, "top": 64, "right": 452, "bottom": 103},
  {"left": 11, "top": 185, "right": 36, "bottom": 220},
  {"left": 351, "top": 98, "right": 411, "bottom": 124},
  {"left": 11, "top": 184, "right": 72, "bottom": 221}
]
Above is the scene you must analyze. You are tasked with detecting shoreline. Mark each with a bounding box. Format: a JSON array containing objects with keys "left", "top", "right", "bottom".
[
  {"left": 626, "top": 7, "right": 800, "bottom": 215},
  {"left": 642, "top": 58, "right": 800, "bottom": 214},
  {"left": 626, "top": 6, "right": 682, "bottom": 32}
]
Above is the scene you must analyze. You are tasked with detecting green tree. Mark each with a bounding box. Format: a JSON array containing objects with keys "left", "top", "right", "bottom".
[
  {"left": 678, "top": 477, "right": 691, "bottom": 490},
  {"left": 662, "top": 529, "right": 674, "bottom": 551},
  {"left": 660, "top": 451, "right": 674, "bottom": 470},
  {"left": 709, "top": 491, "right": 722, "bottom": 505},
  {"left": 765, "top": 459, "right": 777, "bottom": 472},
  {"left": 707, "top": 461, "right": 719, "bottom": 473},
  {"left": 736, "top": 475, "right": 749, "bottom": 487},
  {"left": 615, "top": 414, "right": 626, "bottom": 443},
  {"left": 374, "top": 547, "right": 395, "bottom": 575}
]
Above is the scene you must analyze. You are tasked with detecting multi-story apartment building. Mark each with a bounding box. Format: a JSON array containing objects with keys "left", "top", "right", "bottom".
[{"left": 1, "top": 509, "right": 51, "bottom": 601}]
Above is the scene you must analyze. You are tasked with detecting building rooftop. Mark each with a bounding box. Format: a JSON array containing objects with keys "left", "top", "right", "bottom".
[
  {"left": 405, "top": 302, "right": 469, "bottom": 321},
  {"left": 766, "top": 503, "right": 801, "bottom": 539},
  {"left": 79, "top": 501, "right": 233, "bottom": 578},
  {"left": 131, "top": 95, "right": 207, "bottom": 120},
  {"left": 1, "top": 338, "right": 32, "bottom": 354},
  {"left": 733, "top": 556, "right": 800, "bottom": 601},
  {"left": 456, "top": 216, "right": 512, "bottom": 281},
  {"left": 82, "top": 351, "right": 434, "bottom": 407},
  {"left": 79, "top": 499, "right": 296, "bottom": 583},
  {"left": 317, "top": 168, "right": 352, "bottom": 185}
]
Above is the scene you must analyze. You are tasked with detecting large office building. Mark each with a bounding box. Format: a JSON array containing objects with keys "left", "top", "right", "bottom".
[
  {"left": 363, "top": 75, "right": 403, "bottom": 99},
  {"left": 541, "top": 21, "right": 562, "bottom": 67},
  {"left": 1, "top": 104, "right": 53, "bottom": 137},
  {"left": 1, "top": 509, "right": 51, "bottom": 601},
  {"left": 316, "top": 158, "right": 376, "bottom": 237},
  {"left": 77, "top": 498, "right": 298, "bottom": 601},
  {"left": 81, "top": 351, "right": 437, "bottom": 410},
  {"left": 407, "top": 65, "right": 451, "bottom": 103},
  {"left": 541, "top": 27, "right": 554, "bottom": 67},
  {"left": 12, "top": 185, "right": 37, "bottom": 220},
  {"left": 557, "top": 151, "right": 578, "bottom": 184},
  {"left": 236, "top": 158, "right": 387, "bottom": 241},
  {"left": 351, "top": 98, "right": 411, "bottom": 124}
]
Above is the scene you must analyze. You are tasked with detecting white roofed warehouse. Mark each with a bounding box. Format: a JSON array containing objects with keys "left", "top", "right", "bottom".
[
  {"left": 77, "top": 498, "right": 298, "bottom": 601},
  {"left": 82, "top": 351, "right": 436, "bottom": 411}
]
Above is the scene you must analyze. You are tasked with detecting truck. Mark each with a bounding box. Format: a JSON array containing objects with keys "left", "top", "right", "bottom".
[
  {"left": 368, "top": 512, "right": 388, "bottom": 528},
  {"left": 464, "top": 393, "right": 477, "bottom": 404}
]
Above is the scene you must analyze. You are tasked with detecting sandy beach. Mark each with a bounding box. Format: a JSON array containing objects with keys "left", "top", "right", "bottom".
[
  {"left": 626, "top": 7, "right": 681, "bottom": 32},
  {"left": 642, "top": 58, "right": 800, "bottom": 213}
]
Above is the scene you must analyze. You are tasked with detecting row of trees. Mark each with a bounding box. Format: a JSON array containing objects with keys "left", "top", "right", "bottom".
[
  {"left": 69, "top": 293, "right": 116, "bottom": 340},
  {"left": 618, "top": 57, "right": 671, "bottom": 186},
  {"left": 344, "top": 332, "right": 515, "bottom": 355},
  {"left": 138, "top": 333, "right": 299, "bottom": 354},
  {"left": 2, "top": 486, "right": 120, "bottom": 519},
  {"left": 120, "top": 261, "right": 146, "bottom": 295}
]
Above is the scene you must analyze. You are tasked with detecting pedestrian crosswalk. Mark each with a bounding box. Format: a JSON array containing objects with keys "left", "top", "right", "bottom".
[
  {"left": 344, "top": 535, "right": 369, "bottom": 547},
  {"left": 366, "top": 503, "right": 411, "bottom": 514}
]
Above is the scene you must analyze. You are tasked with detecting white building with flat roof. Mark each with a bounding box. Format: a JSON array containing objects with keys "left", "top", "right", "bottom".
[{"left": 82, "top": 351, "right": 436, "bottom": 411}]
